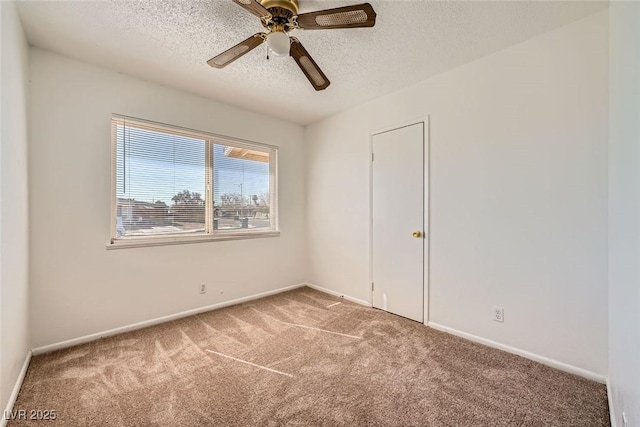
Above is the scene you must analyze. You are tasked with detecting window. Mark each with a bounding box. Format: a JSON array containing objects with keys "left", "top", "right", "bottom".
[{"left": 110, "top": 115, "right": 278, "bottom": 247}]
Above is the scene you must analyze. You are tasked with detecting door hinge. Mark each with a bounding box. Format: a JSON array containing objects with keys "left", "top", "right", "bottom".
[
  {"left": 372, "top": 282, "right": 374, "bottom": 291},
  {"left": 371, "top": 152, "right": 374, "bottom": 161}
]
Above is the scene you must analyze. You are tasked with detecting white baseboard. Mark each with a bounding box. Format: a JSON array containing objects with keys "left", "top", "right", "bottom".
[
  {"left": 305, "top": 283, "right": 371, "bottom": 307},
  {"left": 32, "top": 283, "right": 307, "bottom": 356},
  {"left": 1, "top": 351, "right": 32, "bottom": 427},
  {"left": 427, "top": 322, "right": 607, "bottom": 384},
  {"left": 607, "top": 377, "right": 616, "bottom": 427}
]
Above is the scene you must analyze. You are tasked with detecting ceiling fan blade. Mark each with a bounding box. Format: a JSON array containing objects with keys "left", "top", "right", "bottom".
[
  {"left": 290, "top": 39, "right": 330, "bottom": 91},
  {"left": 207, "top": 33, "right": 266, "bottom": 69},
  {"left": 232, "top": 0, "right": 271, "bottom": 19},
  {"left": 296, "top": 3, "right": 376, "bottom": 30}
]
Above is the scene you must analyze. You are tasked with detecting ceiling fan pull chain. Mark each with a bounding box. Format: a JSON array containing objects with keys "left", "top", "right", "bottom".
[{"left": 266, "top": 43, "right": 270, "bottom": 60}]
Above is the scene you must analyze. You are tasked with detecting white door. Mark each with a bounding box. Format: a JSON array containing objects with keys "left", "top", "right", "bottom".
[{"left": 371, "top": 122, "right": 425, "bottom": 322}]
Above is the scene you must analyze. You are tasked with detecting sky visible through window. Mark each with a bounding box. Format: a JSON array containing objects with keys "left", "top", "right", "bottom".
[{"left": 116, "top": 125, "right": 269, "bottom": 205}]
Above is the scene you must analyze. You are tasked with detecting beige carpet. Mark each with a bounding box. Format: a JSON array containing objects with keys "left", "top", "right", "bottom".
[{"left": 9, "top": 287, "right": 608, "bottom": 426}]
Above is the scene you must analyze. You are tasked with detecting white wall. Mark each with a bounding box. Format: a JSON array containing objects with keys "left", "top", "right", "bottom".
[
  {"left": 0, "top": 0, "right": 30, "bottom": 412},
  {"left": 608, "top": 2, "right": 640, "bottom": 425},
  {"left": 28, "top": 49, "right": 307, "bottom": 348},
  {"left": 306, "top": 12, "right": 608, "bottom": 376}
]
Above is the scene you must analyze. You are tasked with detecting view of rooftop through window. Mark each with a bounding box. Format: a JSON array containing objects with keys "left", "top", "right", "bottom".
[{"left": 114, "top": 121, "right": 272, "bottom": 239}]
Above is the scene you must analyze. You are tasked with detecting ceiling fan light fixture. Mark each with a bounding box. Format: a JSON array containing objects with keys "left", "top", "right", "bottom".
[{"left": 266, "top": 31, "right": 290, "bottom": 57}]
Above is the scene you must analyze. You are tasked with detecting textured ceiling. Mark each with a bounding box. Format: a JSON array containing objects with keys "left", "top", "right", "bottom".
[{"left": 16, "top": 0, "right": 607, "bottom": 125}]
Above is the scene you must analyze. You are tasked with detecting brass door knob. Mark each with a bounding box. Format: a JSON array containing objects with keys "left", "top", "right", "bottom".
[{"left": 412, "top": 230, "right": 422, "bottom": 238}]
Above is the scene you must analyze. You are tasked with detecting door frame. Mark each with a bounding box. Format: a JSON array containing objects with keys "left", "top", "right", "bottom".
[{"left": 369, "top": 116, "right": 430, "bottom": 324}]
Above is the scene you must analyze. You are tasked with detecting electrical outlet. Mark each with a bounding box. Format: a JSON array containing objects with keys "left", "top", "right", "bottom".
[
  {"left": 200, "top": 284, "right": 206, "bottom": 294},
  {"left": 493, "top": 306, "right": 504, "bottom": 323}
]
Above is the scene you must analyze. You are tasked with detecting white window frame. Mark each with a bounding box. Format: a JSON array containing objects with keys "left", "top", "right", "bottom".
[{"left": 108, "top": 115, "right": 279, "bottom": 249}]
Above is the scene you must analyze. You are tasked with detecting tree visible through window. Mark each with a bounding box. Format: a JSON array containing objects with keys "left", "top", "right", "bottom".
[{"left": 111, "top": 116, "right": 277, "bottom": 243}]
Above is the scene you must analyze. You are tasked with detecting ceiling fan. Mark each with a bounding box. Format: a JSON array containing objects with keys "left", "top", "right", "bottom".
[{"left": 207, "top": 0, "right": 377, "bottom": 91}]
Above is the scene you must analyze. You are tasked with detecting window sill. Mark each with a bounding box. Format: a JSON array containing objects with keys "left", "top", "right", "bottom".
[{"left": 106, "top": 230, "right": 280, "bottom": 250}]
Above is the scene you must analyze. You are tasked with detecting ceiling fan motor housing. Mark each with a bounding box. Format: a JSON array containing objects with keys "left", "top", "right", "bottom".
[
  {"left": 260, "top": 0, "right": 299, "bottom": 15},
  {"left": 260, "top": 0, "right": 298, "bottom": 31}
]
